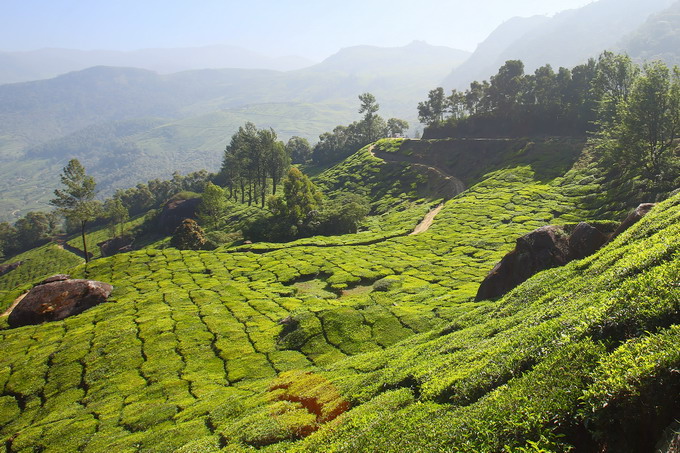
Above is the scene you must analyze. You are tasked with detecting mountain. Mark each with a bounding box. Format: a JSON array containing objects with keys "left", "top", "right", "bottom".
[
  {"left": 0, "top": 42, "right": 469, "bottom": 221},
  {"left": 620, "top": 0, "right": 680, "bottom": 66},
  {"left": 309, "top": 41, "right": 469, "bottom": 76},
  {"left": 0, "top": 45, "right": 315, "bottom": 85},
  {"left": 444, "top": 0, "right": 676, "bottom": 89}
]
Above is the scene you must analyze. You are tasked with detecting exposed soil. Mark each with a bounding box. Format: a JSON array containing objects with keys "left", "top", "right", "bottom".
[{"left": 410, "top": 204, "right": 444, "bottom": 235}]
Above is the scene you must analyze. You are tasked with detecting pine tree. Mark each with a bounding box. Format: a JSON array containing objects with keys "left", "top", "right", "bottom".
[{"left": 50, "top": 159, "right": 100, "bottom": 262}]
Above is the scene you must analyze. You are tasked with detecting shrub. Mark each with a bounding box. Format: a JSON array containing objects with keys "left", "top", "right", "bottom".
[{"left": 170, "top": 219, "right": 206, "bottom": 250}]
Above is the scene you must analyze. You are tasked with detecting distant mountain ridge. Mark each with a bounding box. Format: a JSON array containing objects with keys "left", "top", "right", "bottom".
[
  {"left": 444, "top": 0, "right": 677, "bottom": 89},
  {"left": 620, "top": 0, "right": 680, "bottom": 66},
  {"left": 0, "top": 42, "right": 469, "bottom": 221},
  {"left": 0, "top": 45, "right": 315, "bottom": 85}
]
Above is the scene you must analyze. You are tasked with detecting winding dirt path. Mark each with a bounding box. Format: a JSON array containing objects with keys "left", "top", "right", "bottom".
[
  {"left": 410, "top": 204, "right": 444, "bottom": 235},
  {"left": 1, "top": 293, "right": 26, "bottom": 317}
]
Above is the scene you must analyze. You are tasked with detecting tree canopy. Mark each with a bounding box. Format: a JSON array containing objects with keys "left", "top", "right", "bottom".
[{"left": 50, "top": 159, "right": 100, "bottom": 262}]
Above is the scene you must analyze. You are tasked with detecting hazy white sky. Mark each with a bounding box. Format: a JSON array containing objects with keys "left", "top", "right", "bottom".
[{"left": 2, "top": 0, "right": 595, "bottom": 59}]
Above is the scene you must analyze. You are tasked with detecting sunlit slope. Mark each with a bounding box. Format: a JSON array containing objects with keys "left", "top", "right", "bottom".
[{"left": 2, "top": 139, "right": 671, "bottom": 451}]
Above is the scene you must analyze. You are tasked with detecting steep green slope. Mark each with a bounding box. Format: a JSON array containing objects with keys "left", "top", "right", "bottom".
[{"left": 0, "top": 139, "right": 676, "bottom": 451}]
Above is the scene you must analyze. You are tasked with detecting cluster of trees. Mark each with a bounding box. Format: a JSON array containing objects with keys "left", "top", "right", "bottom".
[
  {"left": 419, "top": 58, "right": 601, "bottom": 136},
  {"left": 1, "top": 158, "right": 214, "bottom": 261},
  {"left": 418, "top": 52, "right": 679, "bottom": 189},
  {"left": 245, "top": 168, "right": 370, "bottom": 242},
  {"left": 595, "top": 58, "right": 680, "bottom": 189},
  {"left": 114, "top": 170, "right": 211, "bottom": 217},
  {"left": 312, "top": 93, "right": 409, "bottom": 165},
  {"left": 218, "top": 123, "right": 291, "bottom": 207},
  {"left": 0, "top": 212, "right": 59, "bottom": 259}
]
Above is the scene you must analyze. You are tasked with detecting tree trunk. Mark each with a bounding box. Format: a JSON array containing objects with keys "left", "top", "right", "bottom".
[{"left": 81, "top": 220, "right": 89, "bottom": 263}]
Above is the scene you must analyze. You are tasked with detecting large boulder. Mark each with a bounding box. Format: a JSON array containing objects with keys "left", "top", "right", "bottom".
[
  {"left": 568, "top": 222, "right": 608, "bottom": 260},
  {"left": 476, "top": 204, "right": 655, "bottom": 301},
  {"left": 157, "top": 197, "right": 201, "bottom": 235},
  {"left": 8, "top": 275, "right": 113, "bottom": 328},
  {"left": 476, "top": 225, "right": 570, "bottom": 301},
  {"left": 608, "top": 203, "right": 656, "bottom": 243}
]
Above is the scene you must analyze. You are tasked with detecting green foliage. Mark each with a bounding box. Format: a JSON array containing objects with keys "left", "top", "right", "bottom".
[
  {"left": 197, "top": 182, "right": 226, "bottom": 227},
  {"left": 286, "top": 136, "right": 312, "bottom": 164},
  {"left": 170, "top": 219, "right": 207, "bottom": 250},
  {"left": 1, "top": 137, "right": 680, "bottom": 452},
  {"left": 423, "top": 56, "right": 599, "bottom": 137},
  {"left": 103, "top": 198, "right": 129, "bottom": 238},
  {"left": 219, "top": 122, "right": 291, "bottom": 207},
  {"left": 50, "top": 159, "right": 100, "bottom": 262},
  {"left": 312, "top": 94, "right": 409, "bottom": 165}
]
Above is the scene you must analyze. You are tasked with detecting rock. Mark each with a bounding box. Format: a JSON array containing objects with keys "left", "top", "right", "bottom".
[
  {"left": 97, "top": 235, "right": 134, "bottom": 257},
  {"left": 38, "top": 274, "right": 71, "bottom": 285},
  {"left": 476, "top": 225, "right": 570, "bottom": 301},
  {"left": 608, "top": 203, "right": 656, "bottom": 243},
  {"left": 8, "top": 276, "right": 113, "bottom": 328},
  {"left": 157, "top": 197, "right": 201, "bottom": 235},
  {"left": 568, "top": 222, "right": 608, "bottom": 260},
  {"left": 0, "top": 261, "right": 22, "bottom": 277}
]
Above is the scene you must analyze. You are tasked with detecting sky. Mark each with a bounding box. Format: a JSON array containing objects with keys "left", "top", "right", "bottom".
[{"left": 2, "top": 0, "right": 595, "bottom": 60}]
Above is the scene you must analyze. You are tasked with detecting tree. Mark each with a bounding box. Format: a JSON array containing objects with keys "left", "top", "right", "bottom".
[
  {"left": 487, "top": 60, "right": 525, "bottom": 116},
  {"left": 14, "top": 211, "right": 56, "bottom": 250},
  {"left": 104, "top": 198, "right": 129, "bottom": 238},
  {"left": 197, "top": 182, "right": 226, "bottom": 227},
  {"left": 418, "top": 87, "right": 446, "bottom": 125},
  {"left": 170, "top": 218, "right": 206, "bottom": 250},
  {"left": 0, "top": 222, "right": 17, "bottom": 259},
  {"left": 283, "top": 167, "right": 323, "bottom": 225},
  {"left": 318, "top": 193, "right": 370, "bottom": 235},
  {"left": 286, "top": 136, "right": 312, "bottom": 164},
  {"left": 359, "top": 92, "right": 380, "bottom": 143},
  {"left": 447, "top": 89, "right": 467, "bottom": 120},
  {"left": 593, "top": 51, "right": 639, "bottom": 128},
  {"left": 50, "top": 159, "right": 100, "bottom": 262},
  {"left": 616, "top": 62, "right": 680, "bottom": 185},
  {"left": 387, "top": 118, "right": 409, "bottom": 137}
]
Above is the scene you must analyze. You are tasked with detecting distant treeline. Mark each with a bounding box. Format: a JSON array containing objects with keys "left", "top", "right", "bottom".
[
  {"left": 311, "top": 93, "right": 408, "bottom": 165},
  {"left": 419, "top": 51, "right": 680, "bottom": 192},
  {"left": 0, "top": 170, "right": 212, "bottom": 259}
]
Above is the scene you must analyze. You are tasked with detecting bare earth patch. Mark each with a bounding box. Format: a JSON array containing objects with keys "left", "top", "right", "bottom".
[{"left": 410, "top": 204, "right": 444, "bottom": 235}]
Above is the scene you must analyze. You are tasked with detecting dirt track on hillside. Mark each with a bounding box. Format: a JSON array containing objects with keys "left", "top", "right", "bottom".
[{"left": 410, "top": 204, "right": 444, "bottom": 235}]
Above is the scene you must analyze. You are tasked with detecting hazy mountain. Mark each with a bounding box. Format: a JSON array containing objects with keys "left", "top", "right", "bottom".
[
  {"left": 620, "top": 0, "right": 680, "bottom": 66},
  {"left": 0, "top": 45, "right": 315, "bottom": 85},
  {"left": 0, "top": 42, "right": 468, "bottom": 221},
  {"left": 444, "top": 0, "right": 676, "bottom": 89},
  {"left": 309, "top": 41, "right": 469, "bottom": 76}
]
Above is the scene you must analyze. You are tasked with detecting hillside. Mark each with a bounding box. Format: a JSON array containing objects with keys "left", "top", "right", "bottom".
[
  {"left": 621, "top": 0, "right": 680, "bottom": 66},
  {"left": 443, "top": 0, "right": 676, "bottom": 89},
  {"left": 0, "top": 46, "right": 315, "bottom": 85},
  {"left": 1, "top": 138, "right": 678, "bottom": 451},
  {"left": 0, "top": 42, "right": 468, "bottom": 222}
]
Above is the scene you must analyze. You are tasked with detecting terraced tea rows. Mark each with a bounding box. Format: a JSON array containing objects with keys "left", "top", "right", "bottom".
[{"left": 1, "top": 138, "right": 656, "bottom": 451}]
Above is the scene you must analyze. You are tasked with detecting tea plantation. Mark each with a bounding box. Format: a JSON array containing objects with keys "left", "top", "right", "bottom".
[{"left": 0, "top": 138, "right": 678, "bottom": 451}]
